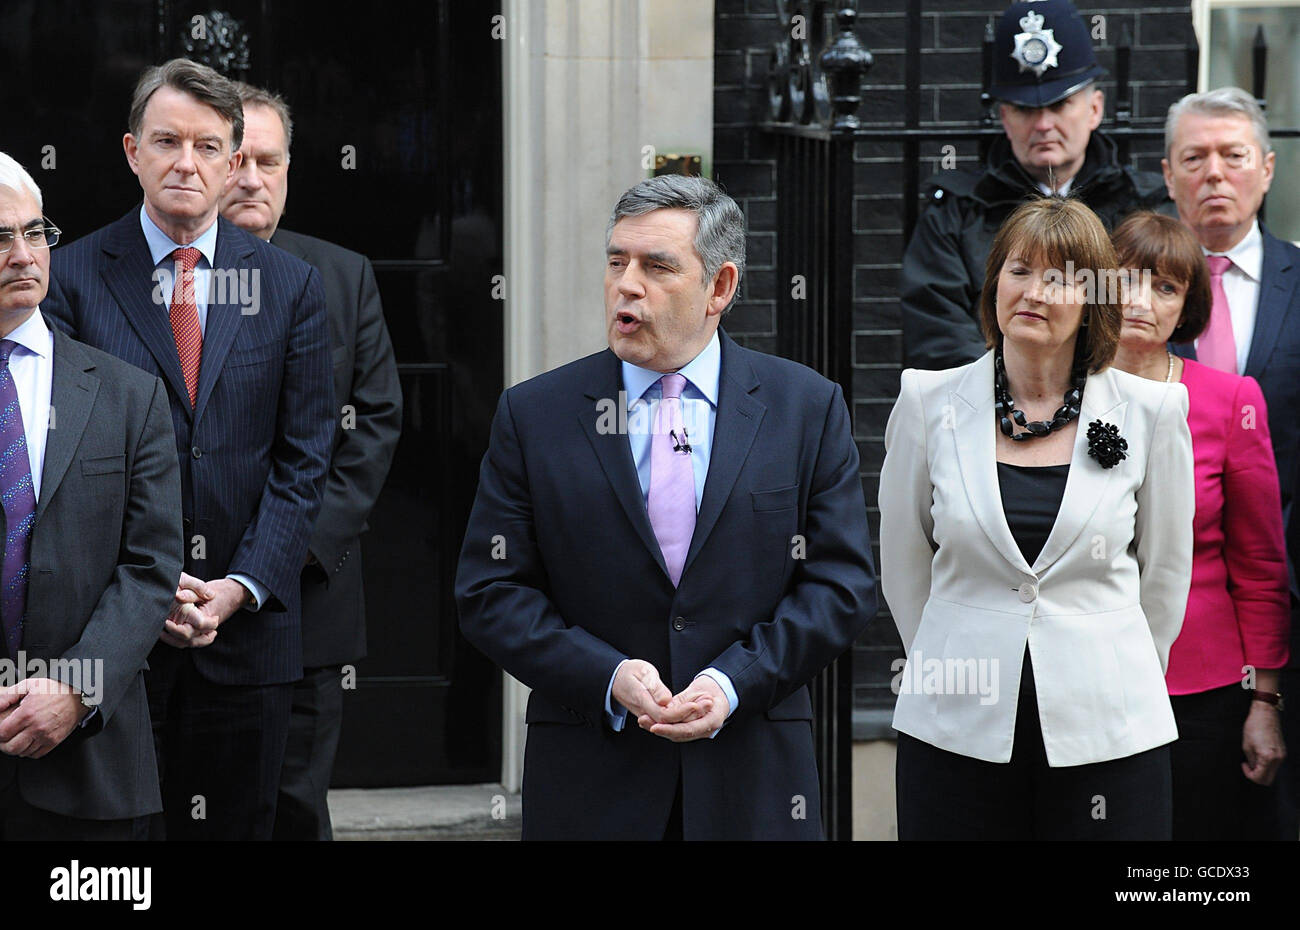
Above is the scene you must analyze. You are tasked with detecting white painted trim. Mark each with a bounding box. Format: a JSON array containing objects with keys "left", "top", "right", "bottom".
[{"left": 500, "top": 0, "right": 534, "bottom": 794}]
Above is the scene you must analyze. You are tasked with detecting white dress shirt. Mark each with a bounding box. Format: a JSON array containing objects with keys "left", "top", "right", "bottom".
[
  {"left": 2, "top": 309, "right": 52, "bottom": 501},
  {"left": 1196, "top": 219, "right": 1262, "bottom": 375}
]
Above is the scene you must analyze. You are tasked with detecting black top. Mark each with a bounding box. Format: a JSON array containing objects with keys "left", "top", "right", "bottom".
[{"left": 997, "top": 462, "right": 1070, "bottom": 566}]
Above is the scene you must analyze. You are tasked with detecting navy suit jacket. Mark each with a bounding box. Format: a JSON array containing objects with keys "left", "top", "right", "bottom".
[
  {"left": 42, "top": 209, "right": 334, "bottom": 686},
  {"left": 455, "top": 329, "right": 878, "bottom": 840},
  {"left": 270, "top": 228, "right": 403, "bottom": 668}
]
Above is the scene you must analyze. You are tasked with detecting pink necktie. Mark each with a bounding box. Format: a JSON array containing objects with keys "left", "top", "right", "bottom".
[
  {"left": 1199, "top": 254, "right": 1238, "bottom": 374},
  {"left": 647, "top": 373, "right": 695, "bottom": 586}
]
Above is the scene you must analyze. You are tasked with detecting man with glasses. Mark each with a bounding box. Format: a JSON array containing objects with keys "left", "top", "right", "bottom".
[
  {"left": 0, "top": 151, "right": 183, "bottom": 840},
  {"left": 219, "top": 82, "right": 402, "bottom": 841},
  {"left": 42, "top": 58, "right": 333, "bottom": 841}
]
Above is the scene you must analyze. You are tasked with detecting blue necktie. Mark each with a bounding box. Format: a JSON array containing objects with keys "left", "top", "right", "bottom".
[{"left": 0, "top": 339, "right": 35, "bottom": 660}]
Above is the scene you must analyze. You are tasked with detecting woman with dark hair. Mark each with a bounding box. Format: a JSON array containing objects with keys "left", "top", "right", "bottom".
[
  {"left": 1110, "top": 210, "right": 1289, "bottom": 840},
  {"left": 880, "top": 197, "right": 1195, "bottom": 840}
]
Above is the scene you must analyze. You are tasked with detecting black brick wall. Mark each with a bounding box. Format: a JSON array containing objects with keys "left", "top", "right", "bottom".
[{"left": 713, "top": 0, "right": 1196, "bottom": 725}]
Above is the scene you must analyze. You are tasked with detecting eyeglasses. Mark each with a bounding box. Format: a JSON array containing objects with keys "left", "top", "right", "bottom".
[{"left": 0, "top": 221, "right": 61, "bottom": 255}]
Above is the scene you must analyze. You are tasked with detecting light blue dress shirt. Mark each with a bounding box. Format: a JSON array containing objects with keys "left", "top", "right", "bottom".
[
  {"left": 140, "top": 207, "right": 268, "bottom": 611},
  {"left": 602, "top": 331, "right": 739, "bottom": 735}
]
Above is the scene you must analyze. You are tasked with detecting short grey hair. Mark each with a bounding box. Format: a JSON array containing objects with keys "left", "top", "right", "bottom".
[
  {"left": 606, "top": 175, "right": 746, "bottom": 309},
  {"left": 0, "top": 152, "right": 42, "bottom": 209},
  {"left": 1165, "top": 87, "right": 1271, "bottom": 156}
]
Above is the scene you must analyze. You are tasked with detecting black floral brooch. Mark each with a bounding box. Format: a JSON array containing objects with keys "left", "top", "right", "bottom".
[{"left": 1086, "top": 420, "right": 1128, "bottom": 469}]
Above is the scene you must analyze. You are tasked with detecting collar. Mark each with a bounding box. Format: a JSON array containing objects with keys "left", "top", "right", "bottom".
[
  {"left": 139, "top": 204, "right": 218, "bottom": 269},
  {"left": 1, "top": 308, "right": 52, "bottom": 359},
  {"left": 621, "top": 329, "right": 721, "bottom": 406},
  {"left": 953, "top": 347, "right": 1122, "bottom": 420},
  {"left": 1204, "top": 219, "right": 1262, "bottom": 282},
  {"left": 980, "top": 132, "right": 1121, "bottom": 205},
  {"left": 1036, "top": 176, "right": 1074, "bottom": 197}
]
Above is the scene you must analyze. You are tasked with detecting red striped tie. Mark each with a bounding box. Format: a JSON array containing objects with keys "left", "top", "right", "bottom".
[{"left": 170, "top": 247, "right": 203, "bottom": 406}]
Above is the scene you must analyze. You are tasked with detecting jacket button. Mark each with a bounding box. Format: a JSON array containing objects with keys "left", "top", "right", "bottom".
[
  {"left": 673, "top": 617, "right": 685, "bottom": 631},
  {"left": 191, "top": 446, "right": 202, "bottom": 459},
  {"left": 1018, "top": 582, "right": 1037, "bottom": 603},
  {"left": 183, "top": 517, "right": 192, "bottom": 529}
]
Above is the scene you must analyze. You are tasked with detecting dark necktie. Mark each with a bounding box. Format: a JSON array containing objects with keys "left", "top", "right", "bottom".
[
  {"left": 0, "top": 339, "right": 36, "bottom": 660},
  {"left": 170, "top": 246, "right": 203, "bottom": 406}
]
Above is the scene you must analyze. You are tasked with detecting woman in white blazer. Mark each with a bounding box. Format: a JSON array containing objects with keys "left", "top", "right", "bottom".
[{"left": 880, "top": 198, "right": 1195, "bottom": 840}]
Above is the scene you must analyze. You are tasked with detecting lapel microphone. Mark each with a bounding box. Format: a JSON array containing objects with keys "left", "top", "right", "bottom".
[{"left": 670, "top": 428, "right": 693, "bottom": 454}]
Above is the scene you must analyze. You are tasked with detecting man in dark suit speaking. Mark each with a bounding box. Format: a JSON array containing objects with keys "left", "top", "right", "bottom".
[
  {"left": 0, "top": 152, "right": 183, "bottom": 840},
  {"left": 455, "top": 175, "right": 877, "bottom": 839},
  {"left": 42, "top": 58, "right": 333, "bottom": 840},
  {"left": 220, "top": 82, "right": 403, "bottom": 840}
]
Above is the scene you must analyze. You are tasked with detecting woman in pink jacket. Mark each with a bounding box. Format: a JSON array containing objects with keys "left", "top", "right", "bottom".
[{"left": 1111, "top": 211, "right": 1290, "bottom": 839}]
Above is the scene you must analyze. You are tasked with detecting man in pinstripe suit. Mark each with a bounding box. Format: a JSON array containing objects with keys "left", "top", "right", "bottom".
[{"left": 42, "top": 58, "right": 334, "bottom": 840}]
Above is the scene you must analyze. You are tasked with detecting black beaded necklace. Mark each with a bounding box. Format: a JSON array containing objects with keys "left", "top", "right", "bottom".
[{"left": 994, "top": 346, "right": 1086, "bottom": 441}]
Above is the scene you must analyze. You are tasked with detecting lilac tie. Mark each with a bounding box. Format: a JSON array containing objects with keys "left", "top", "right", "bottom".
[
  {"left": 1200, "top": 255, "right": 1238, "bottom": 374},
  {"left": 647, "top": 373, "right": 695, "bottom": 586},
  {"left": 0, "top": 340, "right": 35, "bottom": 660}
]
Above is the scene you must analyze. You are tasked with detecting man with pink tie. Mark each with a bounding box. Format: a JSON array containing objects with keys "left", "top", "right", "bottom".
[{"left": 1164, "top": 86, "right": 1300, "bottom": 838}]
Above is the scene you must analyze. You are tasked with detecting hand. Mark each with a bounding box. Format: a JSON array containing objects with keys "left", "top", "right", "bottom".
[
  {"left": 159, "top": 572, "right": 219, "bottom": 648},
  {"left": 0, "top": 678, "right": 90, "bottom": 758},
  {"left": 641, "top": 675, "right": 730, "bottom": 743},
  {"left": 1242, "top": 701, "right": 1286, "bottom": 786},
  {"left": 611, "top": 659, "right": 674, "bottom": 724}
]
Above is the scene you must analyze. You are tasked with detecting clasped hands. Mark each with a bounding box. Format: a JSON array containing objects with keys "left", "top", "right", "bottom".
[
  {"left": 160, "top": 572, "right": 251, "bottom": 648},
  {"left": 612, "top": 659, "right": 729, "bottom": 742},
  {"left": 0, "top": 678, "right": 89, "bottom": 758}
]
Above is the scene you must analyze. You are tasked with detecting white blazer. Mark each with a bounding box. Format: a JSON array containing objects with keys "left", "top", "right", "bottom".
[{"left": 879, "top": 350, "right": 1194, "bottom": 766}]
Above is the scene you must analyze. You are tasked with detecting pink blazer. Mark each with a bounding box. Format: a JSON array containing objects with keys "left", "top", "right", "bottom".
[{"left": 1167, "top": 358, "right": 1291, "bottom": 694}]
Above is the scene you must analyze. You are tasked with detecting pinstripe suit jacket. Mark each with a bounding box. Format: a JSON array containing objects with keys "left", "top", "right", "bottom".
[{"left": 42, "top": 209, "right": 334, "bottom": 686}]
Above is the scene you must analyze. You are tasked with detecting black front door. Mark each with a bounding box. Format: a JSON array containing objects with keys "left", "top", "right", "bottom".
[{"left": 13, "top": 0, "right": 504, "bottom": 786}]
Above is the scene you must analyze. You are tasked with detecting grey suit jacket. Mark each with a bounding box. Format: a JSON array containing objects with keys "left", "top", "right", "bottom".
[{"left": 0, "top": 322, "right": 183, "bottom": 820}]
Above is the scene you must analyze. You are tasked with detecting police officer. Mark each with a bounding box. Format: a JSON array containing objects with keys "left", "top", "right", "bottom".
[{"left": 900, "top": 0, "right": 1171, "bottom": 370}]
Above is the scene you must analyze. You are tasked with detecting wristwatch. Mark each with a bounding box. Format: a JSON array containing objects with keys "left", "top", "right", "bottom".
[{"left": 1251, "top": 689, "right": 1285, "bottom": 711}]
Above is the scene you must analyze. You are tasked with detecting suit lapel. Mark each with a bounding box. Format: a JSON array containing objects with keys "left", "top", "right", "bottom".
[
  {"left": 36, "top": 328, "right": 99, "bottom": 522},
  {"left": 192, "top": 218, "right": 252, "bottom": 423},
  {"left": 951, "top": 351, "right": 1034, "bottom": 574},
  {"left": 1030, "top": 367, "right": 1126, "bottom": 574},
  {"left": 1244, "top": 229, "right": 1297, "bottom": 378},
  {"left": 683, "top": 334, "right": 763, "bottom": 575},
  {"left": 578, "top": 350, "right": 670, "bottom": 578},
  {"left": 99, "top": 212, "right": 192, "bottom": 413}
]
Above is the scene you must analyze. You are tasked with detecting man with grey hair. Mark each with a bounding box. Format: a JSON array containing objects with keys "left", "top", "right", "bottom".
[
  {"left": 1164, "top": 85, "right": 1300, "bottom": 841},
  {"left": 0, "top": 152, "right": 183, "bottom": 839},
  {"left": 455, "top": 174, "right": 877, "bottom": 839},
  {"left": 42, "top": 57, "right": 333, "bottom": 840}
]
